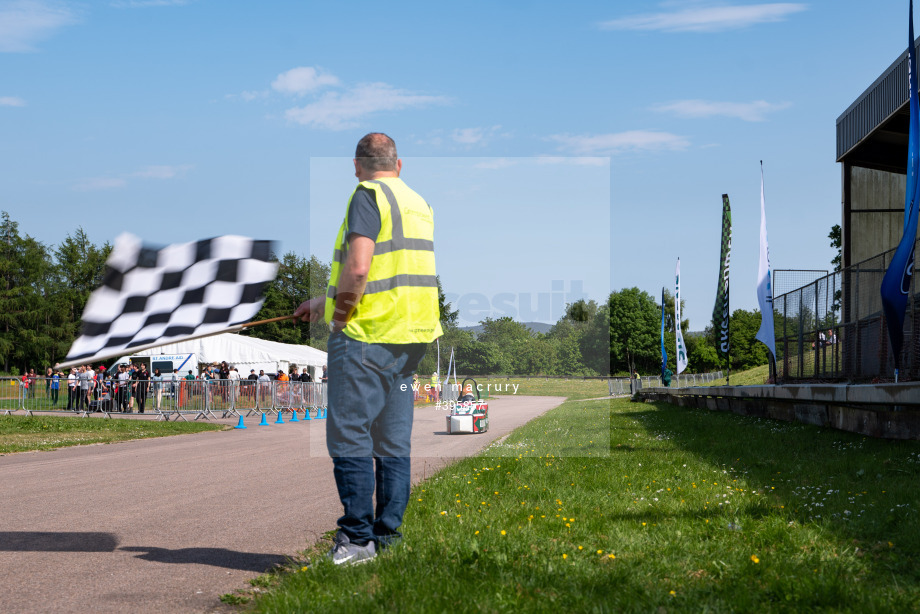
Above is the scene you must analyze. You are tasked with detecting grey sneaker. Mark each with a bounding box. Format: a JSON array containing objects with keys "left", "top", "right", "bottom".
[{"left": 328, "top": 532, "right": 376, "bottom": 566}]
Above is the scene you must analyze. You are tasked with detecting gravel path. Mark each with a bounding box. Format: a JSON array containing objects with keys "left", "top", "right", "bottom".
[{"left": 0, "top": 395, "right": 565, "bottom": 613}]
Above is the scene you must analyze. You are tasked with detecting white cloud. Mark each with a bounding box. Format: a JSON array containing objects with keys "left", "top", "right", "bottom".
[
  {"left": 0, "top": 96, "right": 26, "bottom": 106},
  {"left": 239, "top": 90, "right": 267, "bottom": 101},
  {"left": 271, "top": 67, "right": 339, "bottom": 95},
  {"left": 0, "top": 0, "right": 78, "bottom": 52},
  {"left": 451, "top": 125, "right": 504, "bottom": 146},
  {"left": 549, "top": 131, "right": 690, "bottom": 155},
  {"left": 74, "top": 164, "right": 191, "bottom": 191},
  {"left": 599, "top": 3, "right": 806, "bottom": 33},
  {"left": 473, "top": 156, "right": 608, "bottom": 170},
  {"left": 654, "top": 99, "right": 791, "bottom": 121},
  {"left": 131, "top": 164, "right": 193, "bottom": 179},
  {"left": 285, "top": 82, "right": 449, "bottom": 130},
  {"left": 72, "top": 177, "right": 127, "bottom": 192}
]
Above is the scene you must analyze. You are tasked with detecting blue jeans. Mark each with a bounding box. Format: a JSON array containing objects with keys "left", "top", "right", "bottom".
[{"left": 326, "top": 331, "right": 426, "bottom": 547}]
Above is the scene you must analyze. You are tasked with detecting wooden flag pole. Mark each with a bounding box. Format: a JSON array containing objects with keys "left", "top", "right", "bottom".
[
  {"left": 56, "top": 314, "right": 303, "bottom": 370},
  {"left": 240, "top": 314, "right": 301, "bottom": 328}
]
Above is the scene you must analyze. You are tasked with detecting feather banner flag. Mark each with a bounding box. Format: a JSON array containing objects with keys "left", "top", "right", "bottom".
[
  {"left": 712, "top": 195, "right": 732, "bottom": 359},
  {"left": 755, "top": 163, "right": 776, "bottom": 360},
  {"left": 661, "top": 287, "right": 668, "bottom": 380},
  {"left": 675, "top": 258, "right": 688, "bottom": 375},
  {"left": 59, "top": 234, "right": 278, "bottom": 369},
  {"left": 880, "top": 0, "right": 920, "bottom": 371}
]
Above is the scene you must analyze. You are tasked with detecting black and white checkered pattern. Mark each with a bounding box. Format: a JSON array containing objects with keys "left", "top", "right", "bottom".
[{"left": 63, "top": 234, "right": 278, "bottom": 366}]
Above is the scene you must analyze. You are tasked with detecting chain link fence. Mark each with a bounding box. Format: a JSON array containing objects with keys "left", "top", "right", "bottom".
[
  {"left": 773, "top": 269, "right": 829, "bottom": 299},
  {"left": 775, "top": 238, "right": 920, "bottom": 382}
]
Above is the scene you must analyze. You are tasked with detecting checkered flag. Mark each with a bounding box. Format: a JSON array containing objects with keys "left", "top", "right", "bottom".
[{"left": 60, "top": 234, "right": 278, "bottom": 368}]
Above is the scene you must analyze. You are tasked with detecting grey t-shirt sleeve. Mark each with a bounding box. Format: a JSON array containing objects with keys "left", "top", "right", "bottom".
[{"left": 346, "top": 186, "right": 381, "bottom": 242}]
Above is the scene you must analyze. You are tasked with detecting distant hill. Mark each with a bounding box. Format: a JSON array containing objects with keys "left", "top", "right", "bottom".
[{"left": 461, "top": 322, "right": 554, "bottom": 336}]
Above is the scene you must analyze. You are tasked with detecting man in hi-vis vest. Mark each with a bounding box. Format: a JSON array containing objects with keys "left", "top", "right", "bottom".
[{"left": 295, "top": 133, "right": 442, "bottom": 565}]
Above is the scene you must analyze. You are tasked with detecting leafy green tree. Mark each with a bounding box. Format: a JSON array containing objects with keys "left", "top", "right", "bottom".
[
  {"left": 728, "top": 308, "right": 771, "bottom": 371},
  {"left": 565, "top": 299, "right": 598, "bottom": 323},
  {"left": 475, "top": 317, "right": 535, "bottom": 375},
  {"left": 607, "top": 288, "right": 660, "bottom": 375},
  {"left": 686, "top": 331, "right": 721, "bottom": 373},
  {"left": 437, "top": 276, "right": 459, "bottom": 330},
  {"left": 0, "top": 212, "right": 56, "bottom": 372},
  {"left": 455, "top": 340, "right": 510, "bottom": 375},
  {"left": 248, "top": 253, "right": 330, "bottom": 349},
  {"left": 829, "top": 224, "right": 842, "bottom": 314},
  {"left": 829, "top": 224, "right": 842, "bottom": 272},
  {"left": 546, "top": 318, "right": 590, "bottom": 375},
  {"left": 52, "top": 228, "right": 111, "bottom": 360},
  {"left": 477, "top": 316, "right": 533, "bottom": 346}
]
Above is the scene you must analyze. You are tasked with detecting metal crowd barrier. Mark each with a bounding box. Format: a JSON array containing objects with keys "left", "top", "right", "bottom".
[
  {"left": 0, "top": 376, "right": 328, "bottom": 421},
  {"left": 608, "top": 371, "right": 725, "bottom": 397}
]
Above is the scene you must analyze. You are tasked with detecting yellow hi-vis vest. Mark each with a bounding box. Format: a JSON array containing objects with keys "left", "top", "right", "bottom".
[{"left": 325, "top": 177, "right": 443, "bottom": 344}]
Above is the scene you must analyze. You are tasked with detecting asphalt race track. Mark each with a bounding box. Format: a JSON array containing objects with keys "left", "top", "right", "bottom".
[{"left": 0, "top": 395, "right": 566, "bottom": 613}]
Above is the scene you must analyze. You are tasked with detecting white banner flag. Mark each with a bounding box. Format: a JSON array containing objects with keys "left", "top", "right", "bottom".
[
  {"left": 675, "top": 258, "right": 688, "bottom": 375},
  {"left": 755, "top": 163, "right": 776, "bottom": 359}
]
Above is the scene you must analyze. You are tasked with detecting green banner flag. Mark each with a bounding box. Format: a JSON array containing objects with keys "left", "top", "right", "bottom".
[{"left": 712, "top": 194, "right": 732, "bottom": 358}]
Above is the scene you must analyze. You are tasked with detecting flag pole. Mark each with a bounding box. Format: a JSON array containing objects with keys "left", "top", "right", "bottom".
[{"left": 56, "top": 314, "right": 301, "bottom": 370}]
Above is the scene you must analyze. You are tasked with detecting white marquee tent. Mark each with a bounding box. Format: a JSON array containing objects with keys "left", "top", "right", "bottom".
[{"left": 113, "top": 333, "right": 327, "bottom": 378}]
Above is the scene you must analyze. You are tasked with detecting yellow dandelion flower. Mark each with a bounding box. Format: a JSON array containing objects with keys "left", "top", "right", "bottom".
[
  {"left": 751, "top": 555, "right": 760, "bottom": 564},
  {"left": 475, "top": 530, "right": 480, "bottom": 535},
  {"left": 501, "top": 530, "right": 506, "bottom": 535},
  {"left": 562, "top": 554, "right": 568, "bottom": 559},
  {"left": 301, "top": 566, "right": 308, "bottom": 572},
  {"left": 440, "top": 511, "right": 447, "bottom": 515},
  {"left": 669, "top": 590, "right": 676, "bottom": 596},
  {"left": 597, "top": 550, "right": 603, "bottom": 554},
  {"left": 642, "top": 522, "right": 646, "bottom": 526},
  {"left": 608, "top": 554, "right": 616, "bottom": 559}
]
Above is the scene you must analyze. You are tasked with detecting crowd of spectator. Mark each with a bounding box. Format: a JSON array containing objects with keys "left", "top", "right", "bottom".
[{"left": 16, "top": 361, "right": 329, "bottom": 413}]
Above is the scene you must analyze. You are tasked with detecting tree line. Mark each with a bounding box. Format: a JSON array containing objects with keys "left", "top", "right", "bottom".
[
  {"left": 0, "top": 212, "right": 110, "bottom": 373},
  {"left": 1, "top": 212, "right": 773, "bottom": 377}
]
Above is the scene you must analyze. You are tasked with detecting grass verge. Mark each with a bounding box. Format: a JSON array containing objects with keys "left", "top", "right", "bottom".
[
  {"left": 704, "top": 364, "right": 770, "bottom": 386},
  {"left": 0, "top": 415, "right": 224, "bottom": 454},
  {"left": 456, "top": 377, "right": 609, "bottom": 400},
  {"left": 237, "top": 396, "right": 920, "bottom": 612}
]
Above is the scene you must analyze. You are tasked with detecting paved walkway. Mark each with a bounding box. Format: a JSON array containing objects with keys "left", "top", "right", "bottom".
[{"left": 0, "top": 395, "right": 565, "bottom": 613}]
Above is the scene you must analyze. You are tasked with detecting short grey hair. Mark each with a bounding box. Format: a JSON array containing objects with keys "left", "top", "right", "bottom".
[{"left": 355, "top": 133, "right": 397, "bottom": 172}]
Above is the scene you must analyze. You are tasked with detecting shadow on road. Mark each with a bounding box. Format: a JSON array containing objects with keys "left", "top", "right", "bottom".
[
  {"left": 120, "top": 546, "right": 288, "bottom": 572},
  {"left": 0, "top": 531, "right": 118, "bottom": 552}
]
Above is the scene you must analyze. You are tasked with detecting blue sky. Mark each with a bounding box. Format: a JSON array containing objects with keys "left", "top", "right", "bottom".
[{"left": 1, "top": 0, "right": 914, "bottom": 330}]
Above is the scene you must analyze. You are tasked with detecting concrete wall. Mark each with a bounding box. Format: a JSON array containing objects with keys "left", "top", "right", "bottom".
[
  {"left": 639, "top": 384, "right": 920, "bottom": 439},
  {"left": 848, "top": 165, "right": 906, "bottom": 265}
]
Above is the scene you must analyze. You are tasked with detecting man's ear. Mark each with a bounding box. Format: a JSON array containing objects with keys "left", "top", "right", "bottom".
[{"left": 395, "top": 159, "right": 402, "bottom": 176}]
